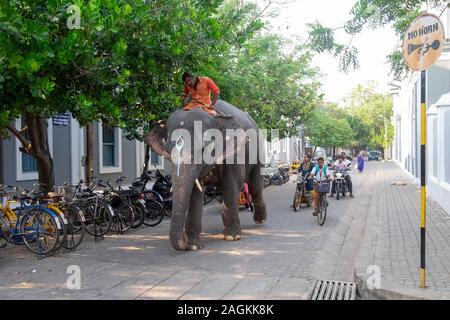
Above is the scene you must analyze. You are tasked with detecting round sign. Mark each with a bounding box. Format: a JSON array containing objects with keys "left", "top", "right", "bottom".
[{"left": 402, "top": 13, "right": 445, "bottom": 71}]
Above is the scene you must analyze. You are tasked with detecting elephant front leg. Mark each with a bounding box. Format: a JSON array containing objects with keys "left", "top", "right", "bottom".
[
  {"left": 185, "top": 186, "right": 204, "bottom": 250},
  {"left": 221, "top": 181, "right": 242, "bottom": 241}
]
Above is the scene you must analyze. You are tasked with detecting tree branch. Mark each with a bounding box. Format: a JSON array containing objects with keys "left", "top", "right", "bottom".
[{"left": 6, "top": 125, "right": 32, "bottom": 154}]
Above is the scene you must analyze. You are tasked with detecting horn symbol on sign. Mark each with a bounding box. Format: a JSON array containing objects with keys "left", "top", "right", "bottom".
[{"left": 408, "top": 40, "right": 441, "bottom": 56}]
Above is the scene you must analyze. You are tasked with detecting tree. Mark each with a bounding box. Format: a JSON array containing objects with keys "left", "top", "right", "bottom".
[
  {"left": 305, "top": 104, "right": 355, "bottom": 155},
  {"left": 1, "top": 0, "right": 321, "bottom": 191},
  {"left": 306, "top": 0, "right": 449, "bottom": 78},
  {"left": 205, "top": 34, "right": 323, "bottom": 138},
  {"left": 0, "top": 0, "right": 264, "bottom": 190},
  {"left": 343, "top": 83, "right": 394, "bottom": 155}
]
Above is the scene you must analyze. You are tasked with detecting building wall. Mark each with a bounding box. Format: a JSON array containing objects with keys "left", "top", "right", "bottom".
[{"left": 392, "top": 45, "right": 450, "bottom": 215}]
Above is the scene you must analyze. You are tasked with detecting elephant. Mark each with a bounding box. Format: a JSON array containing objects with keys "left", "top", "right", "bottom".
[{"left": 144, "top": 100, "right": 267, "bottom": 251}]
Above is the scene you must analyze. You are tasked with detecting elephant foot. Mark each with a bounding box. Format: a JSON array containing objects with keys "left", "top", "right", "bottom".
[
  {"left": 253, "top": 210, "right": 267, "bottom": 225},
  {"left": 187, "top": 242, "right": 204, "bottom": 251},
  {"left": 224, "top": 234, "right": 241, "bottom": 241}
]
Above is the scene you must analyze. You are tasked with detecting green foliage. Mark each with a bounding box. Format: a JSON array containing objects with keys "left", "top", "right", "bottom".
[
  {"left": 343, "top": 83, "right": 394, "bottom": 151},
  {"left": 306, "top": 0, "right": 449, "bottom": 77},
  {"left": 305, "top": 103, "right": 355, "bottom": 150},
  {"left": 0, "top": 0, "right": 321, "bottom": 141}
]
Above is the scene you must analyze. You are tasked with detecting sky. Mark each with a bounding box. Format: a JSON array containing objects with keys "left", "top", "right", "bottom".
[{"left": 255, "top": 0, "right": 400, "bottom": 104}]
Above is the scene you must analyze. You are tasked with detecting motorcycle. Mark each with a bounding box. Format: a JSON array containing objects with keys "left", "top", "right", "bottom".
[
  {"left": 132, "top": 169, "right": 172, "bottom": 218},
  {"left": 152, "top": 169, "right": 173, "bottom": 216},
  {"left": 332, "top": 168, "right": 349, "bottom": 200},
  {"left": 293, "top": 174, "right": 312, "bottom": 211}
]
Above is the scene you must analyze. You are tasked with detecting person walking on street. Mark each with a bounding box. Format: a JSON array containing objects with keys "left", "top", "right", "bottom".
[{"left": 357, "top": 151, "right": 365, "bottom": 174}]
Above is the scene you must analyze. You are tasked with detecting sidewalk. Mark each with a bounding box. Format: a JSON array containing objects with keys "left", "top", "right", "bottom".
[{"left": 355, "top": 162, "right": 450, "bottom": 300}]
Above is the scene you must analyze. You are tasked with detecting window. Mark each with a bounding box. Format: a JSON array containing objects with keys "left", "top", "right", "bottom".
[
  {"left": 98, "top": 124, "right": 122, "bottom": 174},
  {"left": 445, "top": 110, "right": 450, "bottom": 184},
  {"left": 15, "top": 118, "right": 53, "bottom": 181},
  {"left": 20, "top": 118, "right": 37, "bottom": 172},
  {"left": 151, "top": 151, "right": 162, "bottom": 166},
  {"left": 102, "top": 126, "right": 116, "bottom": 167},
  {"left": 432, "top": 118, "right": 438, "bottom": 179}
]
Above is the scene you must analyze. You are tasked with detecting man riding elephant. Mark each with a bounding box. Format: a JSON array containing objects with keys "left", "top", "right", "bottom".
[
  {"left": 144, "top": 99, "right": 267, "bottom": 251},
  {"left": 181, "top": 71, "right": 220, "bottom": 116}
]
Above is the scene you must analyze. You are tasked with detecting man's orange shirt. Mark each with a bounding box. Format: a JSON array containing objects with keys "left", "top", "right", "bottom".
[{"left": 183, "top": 76, "right": 220, "bottom": 114}]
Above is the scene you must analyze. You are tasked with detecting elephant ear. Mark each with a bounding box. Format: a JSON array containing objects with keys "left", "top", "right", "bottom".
[
  {"left": 143, "top": 122, "right": 171, "bottom": 161},
  {"left": 214, "top": 114, "right": 247, "bottom": 164}
]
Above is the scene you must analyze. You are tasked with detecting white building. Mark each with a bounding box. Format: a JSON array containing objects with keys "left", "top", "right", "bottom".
[{"left": 392, "top": 13, "right": 450, "bottom": 214}]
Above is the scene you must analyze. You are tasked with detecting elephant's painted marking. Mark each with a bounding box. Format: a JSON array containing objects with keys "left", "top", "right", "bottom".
[{"left": 175, "top": 136, "right": 184, "bottom": 176}]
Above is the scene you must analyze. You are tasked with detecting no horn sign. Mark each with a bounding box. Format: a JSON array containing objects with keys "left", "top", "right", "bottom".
[{"left": 402, "top": 13, "right": 445, "bottom": 71}]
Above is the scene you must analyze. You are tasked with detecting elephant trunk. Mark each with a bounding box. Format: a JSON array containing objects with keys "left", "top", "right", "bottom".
[{"left": 170, "top": 164, "right": 196, "bottom": 251}]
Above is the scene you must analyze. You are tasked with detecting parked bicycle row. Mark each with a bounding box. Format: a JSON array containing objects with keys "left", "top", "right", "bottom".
[
  {"left": 263, "top": 164, "right": 291, "bottom": 188},
  {"left": 0, "top": 169, "right": 174, "bottom": 257}
]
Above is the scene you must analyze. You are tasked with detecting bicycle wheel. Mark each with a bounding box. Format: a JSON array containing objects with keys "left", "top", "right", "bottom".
[
  {"left": 293, "top": 187, "right": 302, "bottom": 212},
  {"left": 83, "top": 199, "right": 113, "bottom": 237},
  {"left": 20, "top": 207, "right": 61, "bottom": 255},
  {"left": 111, "top": 201, "right": 135, "bottom": 233},
  {"left": 131, "top": 202, "right": 146, "bottom": 229},
  {"left": 60, "top": 203, "right": 86, "bottom": 250},
  {"left": 317, "top": 195, "right": 327, "bottom": 226},
  {"left": 143, "top": 201, "right": 164, "bottom": 227},
  {"left": 0, "top": 216, "right": 9, "bottom": 248}
]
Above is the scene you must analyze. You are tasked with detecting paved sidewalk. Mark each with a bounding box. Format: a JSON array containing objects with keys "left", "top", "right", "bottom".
[
  {"left": 0, "top": 170, "right": 366, "bottom": 300},
  {"left": 355, "top": 162, "right": 450, "bottom": 299}
]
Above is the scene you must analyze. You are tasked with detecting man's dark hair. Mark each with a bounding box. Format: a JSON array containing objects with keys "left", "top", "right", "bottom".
[
  {"left": 317, "top": 157, "right": 324, "bottom": 162},
  {"left": 182, "top": 71, "right": 192, "bottom": 82}
]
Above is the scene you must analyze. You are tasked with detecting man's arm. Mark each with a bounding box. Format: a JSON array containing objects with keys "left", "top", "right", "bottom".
[
  {"left": 181, "top": 85, "right": 190, "bottom": 108},
  {"left": 207, "top": 77, "right": 220, "bottom": 107}
]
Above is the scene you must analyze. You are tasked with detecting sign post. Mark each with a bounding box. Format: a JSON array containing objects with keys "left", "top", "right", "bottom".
[{"left": 402, "top": 12, "right": 445, "bottom": 289}]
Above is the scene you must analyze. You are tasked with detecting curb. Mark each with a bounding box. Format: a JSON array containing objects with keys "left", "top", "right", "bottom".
[{"left": 353, "top": 171, "right": 450, "bottom": 300}]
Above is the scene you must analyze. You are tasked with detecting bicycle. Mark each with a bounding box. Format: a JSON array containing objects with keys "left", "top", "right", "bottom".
[
  {"left": 103, "top": 179, "right": 136, "bottom": 233},
  {"left": 72, "top": 178, "right": 114, "bottom": 238},
  {"left": 0, "top": 185, "right": 62, "bottom": 255},
  {"left": 314, "top": 178, "right": 330, "bottom": 226}
]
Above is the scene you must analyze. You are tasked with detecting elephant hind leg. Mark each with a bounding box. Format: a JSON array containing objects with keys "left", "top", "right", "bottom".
[{"left": 248, "top": 166, "right": 267, "bottom": 224}]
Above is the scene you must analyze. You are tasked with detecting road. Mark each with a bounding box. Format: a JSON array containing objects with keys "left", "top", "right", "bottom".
[{"left": 0, "top": 162, "right": 375, "bottom": 300}]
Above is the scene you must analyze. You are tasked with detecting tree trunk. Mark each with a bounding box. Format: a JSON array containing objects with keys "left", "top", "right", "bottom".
[
  {"left": 85, "top": 123, "right": 94, "bottom": 185},
  {"left": 142, "top": 144, "right": 150, "bottom": 176},
  {"left": 23, "top": 113, "right": 54, "bottom": 194}
]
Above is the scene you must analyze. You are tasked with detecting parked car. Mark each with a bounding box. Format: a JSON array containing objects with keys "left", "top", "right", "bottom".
[{"left": 368, "top": 151, "right": 382, "bottom": 161}]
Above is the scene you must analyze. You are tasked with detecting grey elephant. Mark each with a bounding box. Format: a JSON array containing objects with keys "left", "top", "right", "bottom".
[{"left": 144, "top": 100, "right": 267, "bottom": 251}]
